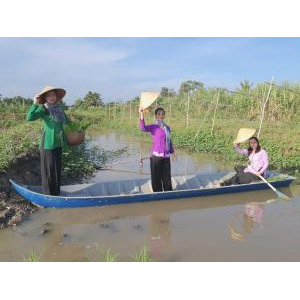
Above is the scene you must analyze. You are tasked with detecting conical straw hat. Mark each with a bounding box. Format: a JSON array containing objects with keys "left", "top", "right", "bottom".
[
  {"left": 37, "top": 85, "right": 66, "bottom": 104},
  {"left": 139, "top": 91, "right": 160, "bottom": 110},
  {"left": 233, "top": 128, "right": 257, "bottom": 144}
]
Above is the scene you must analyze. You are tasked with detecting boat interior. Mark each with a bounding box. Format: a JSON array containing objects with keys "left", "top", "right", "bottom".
[{"left": 26, "top": 171, "right": 286, "bottom": 198}]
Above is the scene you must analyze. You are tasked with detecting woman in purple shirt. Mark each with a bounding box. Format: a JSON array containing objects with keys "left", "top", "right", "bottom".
[
  {"left": 139, "top": 107, "right": 176, "bottom": 192},
  {"left": 221, "top": 137, "right": 269, "bottom": 186}
]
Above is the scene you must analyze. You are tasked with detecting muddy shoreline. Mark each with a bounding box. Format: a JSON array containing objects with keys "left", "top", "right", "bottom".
[{"left": 0, "top": 152, "right": 85, "bottom": 228}]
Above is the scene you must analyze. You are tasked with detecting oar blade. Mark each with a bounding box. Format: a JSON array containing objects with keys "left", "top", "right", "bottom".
[{"left": 275, "top": 190, "right": 291, "bottom": 200}]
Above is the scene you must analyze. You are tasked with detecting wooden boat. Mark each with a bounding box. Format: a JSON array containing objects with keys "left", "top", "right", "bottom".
[{"left": 9, "top": 172, "right": 294, "bottom": 208}]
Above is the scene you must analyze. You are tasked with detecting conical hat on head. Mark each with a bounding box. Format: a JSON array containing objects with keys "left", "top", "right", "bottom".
[
  {"left": 139, "top": 92, "right": 160, "bottom": 110},
  {"left": 36, "top": 85, "right": 66, "bottom": 104},
  {"left": 233, "top": 128, "right": 257, "bottom": 144}
]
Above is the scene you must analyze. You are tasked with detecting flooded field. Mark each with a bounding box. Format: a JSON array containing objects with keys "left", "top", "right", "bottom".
[{"left": 0, "top": 130, "right": 299, "bottom": 261}]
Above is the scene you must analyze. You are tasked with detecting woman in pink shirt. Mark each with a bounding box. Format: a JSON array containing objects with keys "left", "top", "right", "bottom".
[{"left": 221, "top": 137, "right": 269, "bottom": 186}]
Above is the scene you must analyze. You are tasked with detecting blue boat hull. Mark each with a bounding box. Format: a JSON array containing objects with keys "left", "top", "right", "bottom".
[{"left": 9, "top": 176, "right": 294, "bottom": 208}]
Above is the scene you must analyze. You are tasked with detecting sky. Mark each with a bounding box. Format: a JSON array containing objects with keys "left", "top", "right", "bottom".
[{"left": 1, "top": 37, "right": 300, "bottom": 104}]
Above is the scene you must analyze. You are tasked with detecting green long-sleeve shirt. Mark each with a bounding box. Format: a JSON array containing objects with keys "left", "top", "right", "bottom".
[{"left": 26, "top": 103, "right": 69, "bottom": 150}]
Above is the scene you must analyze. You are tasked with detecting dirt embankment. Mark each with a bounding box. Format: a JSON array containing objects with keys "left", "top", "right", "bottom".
[{"left": 0, "top": 153, "right": 80, "bottom": 228}]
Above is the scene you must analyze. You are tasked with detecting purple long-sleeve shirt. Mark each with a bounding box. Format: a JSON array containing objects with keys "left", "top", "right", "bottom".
[
  {"left": 139, "top": 119, "right": 174, "bottom": 158},
  {"left": 234, "top": 146, "right": 269, "bottom": 177}
]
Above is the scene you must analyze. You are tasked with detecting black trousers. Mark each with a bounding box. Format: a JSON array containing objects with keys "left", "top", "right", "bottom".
[
  {"left": 150, "top": 156, "right": 173, "bottom": 192},
  {"left": 222, "top": 166, "right": 259, "bottom": 186},
  {"left": 40, "top": 135, "right": 62, "bottom": 196}
]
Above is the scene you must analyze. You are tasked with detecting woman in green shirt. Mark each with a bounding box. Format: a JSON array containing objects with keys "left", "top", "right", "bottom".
[{"left": 26, "top": 86, "right": 69, "bottom": 196}]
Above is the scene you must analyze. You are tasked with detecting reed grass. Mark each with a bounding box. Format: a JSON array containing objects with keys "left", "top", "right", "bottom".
[
  {"left": 131, "top": 244, "right": 152, "bottom": 262},
  {"left": 102, "top": 248, "right": 119, "bottom": 262},
  {"left": 24, "top": 252, "right": 40, "bottom": 262}
]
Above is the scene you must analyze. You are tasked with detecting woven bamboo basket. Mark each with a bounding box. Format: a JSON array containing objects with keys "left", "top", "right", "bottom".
[{"left": 66, "top": 132, "right": 85, "bottom": 146}]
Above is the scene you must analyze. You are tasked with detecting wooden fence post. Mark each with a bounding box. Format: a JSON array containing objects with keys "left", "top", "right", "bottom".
[
  {"left": 257, "top": 76, "right": 274, "bottom": 138},
  {"left": 168, "top": 102, "right": 172, "bottom": 125},
  {"left": 211, "top": 89, "right": 220, "bottom": 135},
  {"left": 186, "top": 91, "right": 190, "bottom": 128},
  {"left": 129, "top": 101, "right": 132, "bottom": 126}
]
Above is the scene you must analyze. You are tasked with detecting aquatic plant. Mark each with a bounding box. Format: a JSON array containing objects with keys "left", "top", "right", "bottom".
[
  {"left": 64, "top": 120, "right": 91, "bottom": 134},
  {"left": 131, "top": 244, "right": 152, "bottom": 262},
  {"left": 62, "top": 143, "right": 128, "bottom": 178},
  {"left": 102, "top": 248, "right": 119, "bottom": 262},
  {"left": 24, "top": 252, "right": 40, "bottom": 262}
]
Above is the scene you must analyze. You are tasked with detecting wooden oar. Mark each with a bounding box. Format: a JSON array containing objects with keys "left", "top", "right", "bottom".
[{"left": 257, "top": 173, "right": 291, "bottom": 200}]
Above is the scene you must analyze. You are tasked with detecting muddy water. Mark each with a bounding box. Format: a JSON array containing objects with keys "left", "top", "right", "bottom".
[{"left": 0, "top": 130, "right": 300, "bottom": 262}]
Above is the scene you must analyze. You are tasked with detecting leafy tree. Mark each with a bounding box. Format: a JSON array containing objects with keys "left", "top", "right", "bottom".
[
  {"left": 128, "top": 96, "right": 140, "bottom": 105},
  {"left": 82, "top": 91, "right": 104, "bottom": 108},
  {"left": 239, "top": 80, "right": 254, "bottom": 93},
  {"left": 73, "top": 92, "right": 104, "bottom": 108},
  {"left": 74, "top": 98, "right": 84, "bottom": 108},
  {"left": 0, "top": 96, "right": 33, "bottom": 106},
  {"left": 179, "top": 80, "right": 204, "bottom": 95},
  {"left": 160, "top": 87, "right": 176, "bottom": 97}
]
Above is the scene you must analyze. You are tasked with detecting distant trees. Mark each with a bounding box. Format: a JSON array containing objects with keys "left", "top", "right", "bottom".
[
  {"left": 160, "top": 87, "right": 176, "bottom": 97},
  {"left": 129, "top": 96, "right": 140, "bottom": 105},
  {"left": 179, "top": 80, "right": 204, "bottom": 95},
  {"left": 74, "top": 92, "right": 104, "bottom": 108},
  {"left": 239, "top": 80, "right": 254, "bottom": 93},
  {"left": 0, "top": 96, "right": 33, "bottom": 106}
]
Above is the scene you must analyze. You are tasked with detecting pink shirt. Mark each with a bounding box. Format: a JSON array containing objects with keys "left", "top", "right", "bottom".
[{"left": 234, "top": 146, "right": 269, "bottom": 177}]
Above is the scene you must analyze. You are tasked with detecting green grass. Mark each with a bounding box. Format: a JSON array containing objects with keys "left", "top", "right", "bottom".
[
  {"left": 2, "top": 82, "right": 300, "bottom": 173},
  {"left": 89, "top": 113, "right": 300, "bottom": 171},
  {"left": 102, "top": 248, "right": 119, "bottom": 262},
  {"left": 0, "top": 122, "right": 41, "bottom": 171},
  {"left": 24, "top": 252, "right": 40, "bottom": 262},
  {"left": 98, "top": 245, "right": 153, "bottom": 262},
  {"left": 268, "top": 174, "right": 290, "bottom": 182},
  {"left": 0, "top": 111, "right": 128, "bottom": 176},
  {"left": 62, "top": 143, "right": 128, "bottom": 179},
  {"left": 131, "top": 244, "right": 152, "bottom": 262}
]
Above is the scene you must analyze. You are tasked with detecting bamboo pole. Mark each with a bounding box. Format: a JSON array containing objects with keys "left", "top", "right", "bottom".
[
  {"left": 121, "top": 103, "right": 126, "bottom": 124},
  {"left": 168, "top": 102, "right": 172, "bottom": 125},
  {"left": 114, "top": 102, "right": 116, "bottom": 120},
  {"left": 211, "top": 89, "right": 220, "bottom": 135},
  {"left": 129, "top": 101, "right": 132, "bottom": 126},
  {"left": 257, "top": 77, "right": 274, "bottom": 138},
  {"left": 186, "top": 91, "right": 190, "bottom": 128},
  {"left": 194, "top": 93, "right": 216, "bottom": 139}
]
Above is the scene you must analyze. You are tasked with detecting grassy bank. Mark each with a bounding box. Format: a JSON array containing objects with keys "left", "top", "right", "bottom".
[
  {"left": 1, "top": 79, "right": 300, "bottom": 173},
  {"left": 0, "top": 122, "right": 41, "bottom": 171},
  {"left": 0, "top": 113, "right": 127, "bottom": 178},
  {"left": 70, "top": 107, "right": 300, "bottom": 172}
]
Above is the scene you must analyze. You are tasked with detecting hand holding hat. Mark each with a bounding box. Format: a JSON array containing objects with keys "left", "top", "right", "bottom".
[
  {"left": 35, "top": 85, "right": 66, "bottom": 105},
  {"left": 233, "top": 128, "right": 257, "bottom": 145},
  {"left": 33, "top": 94, "right": 40, "bottom": 105},
  {"left": 139, "top": 91, "right": 160, "bottom": 111}
]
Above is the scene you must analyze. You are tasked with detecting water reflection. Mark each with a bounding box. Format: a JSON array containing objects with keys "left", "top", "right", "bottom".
[
  {"left": 228, "top": 201, "right": 269, "bottom": 241},
  {"left": 1, "top": 130, "right": 299, "bottom": 262},
  {"left": 148, "top": 214, "right": 171, "bottom": 260}
]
